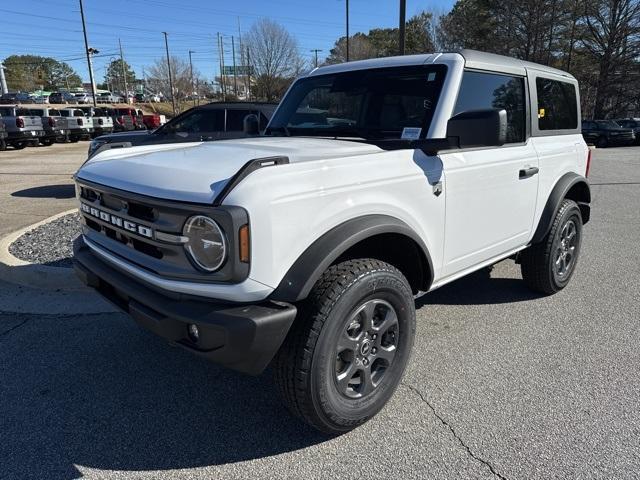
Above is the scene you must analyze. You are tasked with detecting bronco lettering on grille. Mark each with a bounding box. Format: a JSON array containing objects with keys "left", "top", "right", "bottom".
[{"left": 80, "top": 203, "right": 153, "bottom": 238}]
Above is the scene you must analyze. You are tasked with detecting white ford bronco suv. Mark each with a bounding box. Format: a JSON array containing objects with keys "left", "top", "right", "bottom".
[{"left": 73, "top": 50, "right": 591, "bottom": 434}]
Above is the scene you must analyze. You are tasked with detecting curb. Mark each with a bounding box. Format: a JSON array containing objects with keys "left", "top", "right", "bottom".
[{"left": 0, "top": 209, "right": 87, "bottom": 292}]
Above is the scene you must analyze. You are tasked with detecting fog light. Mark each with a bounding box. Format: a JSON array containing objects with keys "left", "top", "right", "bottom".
[{"left": 187, "top": 324, "right": 200, "bottom": 342}]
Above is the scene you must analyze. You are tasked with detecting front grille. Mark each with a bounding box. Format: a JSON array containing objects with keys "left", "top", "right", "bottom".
[{"left": 75, "top": 178, "right": 250, "bottom": 283}]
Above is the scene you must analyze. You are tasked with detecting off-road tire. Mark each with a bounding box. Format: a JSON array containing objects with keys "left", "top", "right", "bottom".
[
  {"left": 274, "top": 258, "right": 416, "bottom": 435},
  {"left": 521, "top": 199, "right": 583, "bottom": 294}
]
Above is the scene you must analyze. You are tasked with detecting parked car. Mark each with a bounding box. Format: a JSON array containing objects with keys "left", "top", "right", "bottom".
[
  {"left": 0, "top": 92, "right": 35, "bottom": 104},
  {"left": 87, "top": 102, "right": 276, "bottom": 158},
  {"left": 0, "top": 118, "right": 7, "bottom": 150},
  {"left": 108, "top": 107, "right": 136, "bottom": 132},
  {"left": 581, "top": 120, "right": 635, "bottom": 147},
  {"left": 74, "top": 92, "right": 94, "bottom": 104},
  {"left": 615, "top": 118, "right": 640, "bottom": 145},
  {"left": 96, "top": 92, "right": 121, "bottom": 104},
  {"left": 48, "top": 92, "right": 77, "bottom": 104},
  {"left": 0, "top": 105, "right": 44, "bottom": 148},
  {"left": 77, "top": 106, "right": 115, "bottom": 137},
  {"left": 27, "top": 107, "right": 69, "bottom": 145},
  {"left": 33, "top": 94, "right": 50, "bottom": 104},
  {"left": 59, "top": 108, "right": 94, "bottom": 141},
  {"left": 74, "top": 50, "right": 593, "bottom": 433}
]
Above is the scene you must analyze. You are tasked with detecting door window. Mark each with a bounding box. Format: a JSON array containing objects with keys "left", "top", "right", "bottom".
[
  {"left": 226, "top": 109, "right": 255, "bottom": 131},
  {"left": 536, "top": 78, "right": 577, "bottom": 130},
  {"left": 454, "top": 71, "right": 526, "bottom": 143}
]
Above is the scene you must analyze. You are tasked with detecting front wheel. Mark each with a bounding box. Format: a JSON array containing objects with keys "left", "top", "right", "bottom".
[
  {"left": 274, "top": 259, "right": 416, "bottom": 434},
  {"left": 520, "top": 199, "right": 583, "bottom": 294},
  {"left": 596, "top": 136, "right": 608, "bottom": 148}
]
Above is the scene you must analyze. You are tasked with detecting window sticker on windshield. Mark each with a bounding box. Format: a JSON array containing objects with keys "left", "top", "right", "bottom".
[
  {"left": 401, "top": 127, "right": 422, "bottom": 140},
  {"left": 427, "top": 72, "right": 436, "bottom": 82}
]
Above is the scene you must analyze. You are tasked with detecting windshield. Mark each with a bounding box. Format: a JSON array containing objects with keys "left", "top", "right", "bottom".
[
  {"left": 268, "top": 65, "right": 447, "bottom": 140},
  {"left": 596, "top": 120, "right": 621, "bottom": 129}
]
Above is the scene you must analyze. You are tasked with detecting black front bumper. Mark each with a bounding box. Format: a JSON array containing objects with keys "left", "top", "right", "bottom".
[{"left": 73, "top": 237, "right": 297, "bottom": 375}]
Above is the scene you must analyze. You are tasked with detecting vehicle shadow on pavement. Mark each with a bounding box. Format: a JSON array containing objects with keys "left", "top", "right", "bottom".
[
  {"left": 11, "top": 184, "right": 76, "bottom": 199},
  {"left": 418, "top": 266, "right": 542, "bottom": 307},
  {"left": 0, "top": 313, "right": 327, "bottom": 479}
]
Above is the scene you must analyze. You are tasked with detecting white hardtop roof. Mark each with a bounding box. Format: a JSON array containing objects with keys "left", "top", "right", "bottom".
[{"left": 308, "top": 49, "right": 575, "bottom": 80}]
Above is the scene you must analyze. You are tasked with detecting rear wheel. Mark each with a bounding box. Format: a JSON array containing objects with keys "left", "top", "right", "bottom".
[
  {"left": 40, "top": 138, "right": 54, "bottom": 146},
  {"left": 596, "top": 136, "right": 608, "bottom": 148},
  {"left": 12, "top": 141, "right": 26, "bottom": 150},
  {"left": 520, "top": 199, "right": 583, "bottom": 294},
  {"left": 274, "top": 259, "right": 416, "bottom": 434},
  {"left": 69, "top": 136, "right": 79, "bottom": 143}
]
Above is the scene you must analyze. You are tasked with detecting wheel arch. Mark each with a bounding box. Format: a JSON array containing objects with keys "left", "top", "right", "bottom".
[
  {"left": 270, "top": 215, "right": 434, "bottom": 303},
  {"left": 531, "top": 172, "right": 591, "bottom": 244}
]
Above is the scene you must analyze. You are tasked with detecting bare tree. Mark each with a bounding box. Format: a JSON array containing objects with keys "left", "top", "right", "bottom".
[
  {"left": 147, "top": 56, "right": 203, "bottom": 101},
  {"left": 245, "top": 18, "right": 303, "bottom": 100},
  {"left": 582, "top": 0, "right": 640, "bottom": 117}
]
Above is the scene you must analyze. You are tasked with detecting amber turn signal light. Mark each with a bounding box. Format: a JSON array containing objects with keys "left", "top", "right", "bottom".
[{"left": 239, "top": 224, "right": 250, "bottom": 263}]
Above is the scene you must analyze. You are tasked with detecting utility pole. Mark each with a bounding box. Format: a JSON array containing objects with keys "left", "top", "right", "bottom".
[
  {"left": 119, "top": 38, "right": 129, "bottom": 103},
  {"left": 246, "top": 46, "right": 251, "bottom": 101},
  {"left": 219, "top": 34, "right": 227, "bottom": 101},
  {"left": 310, "top": 49, "right": 323, "bottom": 68},
  {"left": 188, "top": 50, "right": 196, "bottom": 107},
  {"left": 399, "top": 0, "right": 406, "bottom": 55},
  {"left": 79, "top": 0, "right": 97, "bottom": 107},
  {"left": 231, "top": 36, "right": 238, "bottom": 98},
  {"left": 162, "top": 32, "right": 176, "bottom": 115},
  {"left": 0, "top": 63, "right": 8, "bottom": 95},
  {"left": 238, "top": 17, "right": 248, "bottom": 100},
  {"left": 345, "top": 0, "right": 350, "bottom": 62}
]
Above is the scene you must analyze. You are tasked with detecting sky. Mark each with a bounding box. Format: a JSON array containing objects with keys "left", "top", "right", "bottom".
[{"left": 1, "top": 0, "right": 455, "bottom": 86}]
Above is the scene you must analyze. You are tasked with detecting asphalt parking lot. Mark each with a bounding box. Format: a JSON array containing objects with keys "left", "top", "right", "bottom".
[{"left": 1, "top": 145, "right": 639, "bottom": 479}]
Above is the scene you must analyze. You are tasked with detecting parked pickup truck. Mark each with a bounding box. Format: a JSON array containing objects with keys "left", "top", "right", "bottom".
[
  {"left": 0, "top": 118, "right": 7, "bottom": 150},
  {"left": 110, "top": 107, "right": 136, "bottom": 132},
  {"left": 87, "top": 102, "right": 276, "bottom": 158},
  {"left": 60, "top": 108, "right": 94, "bottom": 142},
  {"left": 581, "top": 120, "right": 635, "bottom": 147},
  {"left": 615, "top": 118, "right": 640, "bottom": 145},
  {"left": 27, "top": 107, "right": 69, "bottom": 145},
  {"left": 142, "top": 112, "right": 165, "bottom": 130},
  {"left": 78, "top": 107, "right": 114, "bottom": 138},
  {"left": 0, "top": 105, "right": 44, "bottom": 149},
  {"left": 74, "top": 50, "right": 591, "bottom": 434}
]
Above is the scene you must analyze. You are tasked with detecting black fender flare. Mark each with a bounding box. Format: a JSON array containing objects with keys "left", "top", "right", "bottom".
[
  {"left": 531, "top": 172, "right": 591, "bottom": 244},
  {"left": 270, "top": 215, "right": 434, "bottom": 303}
]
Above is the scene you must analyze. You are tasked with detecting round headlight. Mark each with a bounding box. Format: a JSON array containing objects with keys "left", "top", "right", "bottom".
[{"left": 183, "top": 215, "right": 227, "bottom": 272}]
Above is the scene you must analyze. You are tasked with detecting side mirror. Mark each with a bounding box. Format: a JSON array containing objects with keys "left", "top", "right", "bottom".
[
  {"left": 243, "top": 114, "right": 260, "bottom": 136},
  {"left": 446, "top": 108, "right": 507, "bottom": 149}
]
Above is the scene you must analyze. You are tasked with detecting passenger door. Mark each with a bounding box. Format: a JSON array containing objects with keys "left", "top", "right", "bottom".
[{"left": 440, "top": 71, "right": 539, "bottom": 278}]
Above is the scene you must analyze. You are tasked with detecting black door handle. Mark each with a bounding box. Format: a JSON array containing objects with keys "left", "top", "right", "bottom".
[{"left": 519, "top": 167, "right": 539, "bottom": 179}]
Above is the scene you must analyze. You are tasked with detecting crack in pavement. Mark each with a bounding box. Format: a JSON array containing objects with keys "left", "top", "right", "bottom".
[
  {"left": 402, "top": 382, "right": 509, "bottom": 480},
  {"left": 0, "top": 318, "right": 29, "bottom": 338}
]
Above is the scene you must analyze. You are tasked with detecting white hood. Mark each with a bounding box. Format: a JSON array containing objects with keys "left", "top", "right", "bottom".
[{"left": 76, "top": 137, "right": 383, "bottom": 203}]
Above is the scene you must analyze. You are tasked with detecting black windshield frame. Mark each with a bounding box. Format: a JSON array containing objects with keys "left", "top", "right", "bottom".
[{"left": 268, "top": 64, "right": 448, "bottom": 140}]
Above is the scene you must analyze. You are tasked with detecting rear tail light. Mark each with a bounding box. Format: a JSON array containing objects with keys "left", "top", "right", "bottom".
[
  {"left": 77, "top": 118, "right": 84, "bottom": 126},
  {"left": 48, "top": 117, "right": 55, "bottom": 127},
  {"left": 16, "top": 118, "right": 24, "bottom": 128},
  {"left": 585, "top": 149, "right": 592, "bottom": 178}
]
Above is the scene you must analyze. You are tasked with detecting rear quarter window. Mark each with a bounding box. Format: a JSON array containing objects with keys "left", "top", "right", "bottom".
[{"left": 536, "top": 78, "right": 578, "bottom": 130}]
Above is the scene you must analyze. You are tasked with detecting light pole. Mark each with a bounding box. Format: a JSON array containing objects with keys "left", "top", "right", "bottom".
[
  {"left": 311, "top": 49, "right": 323, "bottom": 68},
  {"left": 399, "top": 0, "right": 406, "bottom": 55},
  {"left": 345, "top": 0, "right": 350, "bottom": 62}
]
